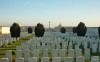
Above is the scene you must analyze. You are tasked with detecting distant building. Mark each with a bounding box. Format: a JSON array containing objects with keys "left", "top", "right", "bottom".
[
  {"left": 0, "top": 26, "right": 10, "bottom": 34},
  {"left": 0, "top": 26, "right": 35, "bottom": 34},
  {"left": 53, "top": 23, "right": 62, "bottom": 32},
  {"left": 53, "top": 23, "right": 73, "bottom": 32}
]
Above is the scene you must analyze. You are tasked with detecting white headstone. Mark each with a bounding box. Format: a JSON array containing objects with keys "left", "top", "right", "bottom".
[
  {"left": 84, "top": 41, "right": 87, "bottom": 49},
  {"left": 39, "top": 47, "right": 43, "bottom": 54},
  {"left": 42, "top": 43, "right": 45, "bottom": 48},
  {"left": 56, "top": 44, "right": 60, "bottom": 49},
  {"left": 64, "top": 57, "right": 74, "bottom": 62},
  {"left": 32, "top": 49, "right": 39, "bottom": 61},
  {"left": 69, "top": 41, "right": 73, "bottom": 46},
  {"left": 62, "top": 45, "right": 67, "bottom": 50},
  {"left": 37, "top": 42, "right": 40, "bottom": 47},
  {"left": 92, "top": 44, "right": 97, "bottom": 53},
  {"left": 76, "top": 49, "right": 82, "bottom": 57},
  {"left": 15, "top": 58, "right": 24, "bottom": 62},
  {"left": 59, "top": 49, "right": 66, "bottom": 61},
  {"left": 0, "top": 41, "right": 2, "bottom": 47},
  {"left": 91, "top": 56, "right": 100, "bottom": 62},
  {"left": 76, "top": 56, "right": 85, "bottom": 62},
  {"left": 6, "top": 50, "right": 12, "bottom": 62},
  {"left": 41, "top": 57, "right": 50, "bottom": 62},
  {"left": 52, "top": 57, "right": 61, "bottom": 62},
  {"left": 24, "top": 50, "right": 30, "bottom": 62},
  {"left": 75, "top": 45, "right": 79, "bottom": 51},
  {"left": 99, "top": 44, "right": 100, "bottom": 53},
  {"left": 22, "top": 45, "right": 29, "bottom": 51},
  {"left": 16, "top": 50, "right": 22, "bottom": 58},
  {"left": 0, "top": 58, "right": 9, "bottom": 62},
  {"left": 16, "top": 45, "right": 21, "bottom": 50},
  {"left": 90, "top": 42, "right": 92, "bottom": 48},
  {"left": 68, "top": 45, "right": 73, "bottom": 50},
  {"left": 85, "top": 48, "right": 90, "bottom": 60},
  {"left": 91, "top": 59, "right": 99, "bottom": 62},
  {"left": 52, "top": 49, "right": 58, "bottom": 57},
  {"left": 68, "top": 49, "right": 74, "bottom": 57},
  {"left": 43, "top": 49, "right": 48, "bottom": 57},
  {"left": 28, "top": 57, "right": 37, "bottom": 62}
]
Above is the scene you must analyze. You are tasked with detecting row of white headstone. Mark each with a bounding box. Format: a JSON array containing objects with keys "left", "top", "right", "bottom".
[
  {"left": 1, "top": 55, "right": 100, "bottom": 62},
  {"left": 0, "top": 34, "right": 11, "bottom": 47},
  {"left": 18, "top": 36, "right": 100, "bottom": 54},
  {"left": 5, "top": 45, "right": 99, "bottom": 62},
  {"left": 15, "top": 56, "right": 100, "bottom": 62},
  {"left": 0, "top": 32, "right": 32, "bottom": 47},
  {"left": 14, "top": 49, "right": 95, "bottom": 61}
]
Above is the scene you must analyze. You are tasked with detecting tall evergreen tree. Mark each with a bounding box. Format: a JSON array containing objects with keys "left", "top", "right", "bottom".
[
  {"left": 28, "top": 27, "right": 33, "bottom": 33},
  {"left": 73, "top": 27, "right": 77, "bottom": 33},
  {"left": 34, "top": 23, "right": 45, "bottom": 37},
  {"left": 76, "top": 22, "right": 87, "bottom": 36},
  {"left": 60, "top": 27, "right": 66, "bottom": 33},
  {"left": 10, "top": 23, "right": 21, "bottom": 40},
  {"left": 98, "top": 26, "right": 100, "bottom": 37}
]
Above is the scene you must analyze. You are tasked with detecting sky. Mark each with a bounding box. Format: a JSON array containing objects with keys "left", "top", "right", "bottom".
[{"left": 0, "top": 0, "right": 100, "bottom": 28}]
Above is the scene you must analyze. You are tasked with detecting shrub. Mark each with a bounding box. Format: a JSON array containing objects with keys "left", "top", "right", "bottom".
[
  {"left": 34, "top": 23, "right": 45, "bottom": 37},
  {"left": 73, "top": 27, "right": 77, "bottom": 33},
  {"left": 98, "top": 26, "right": 100, "bottom": 37},
  {"left": 10, "top": 23, "right": 21, "bottom": 40},
  {"left": 60, "top": 27, "right": 66, "bottom": 33},
  {"left": 76, "top": 22, "right": 87, "bottom": 36},
  {"left": 28, "top": 27, "right": 33, "bottom": 33}
]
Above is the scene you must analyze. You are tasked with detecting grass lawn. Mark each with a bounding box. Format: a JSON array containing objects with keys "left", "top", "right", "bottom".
[{"left": 0, "top": 34, "right": 34, "bottom": 62}]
